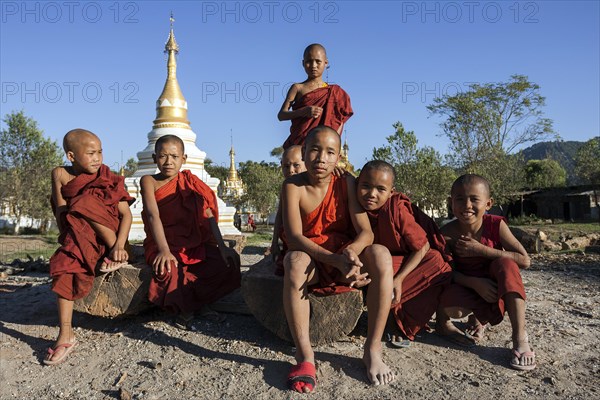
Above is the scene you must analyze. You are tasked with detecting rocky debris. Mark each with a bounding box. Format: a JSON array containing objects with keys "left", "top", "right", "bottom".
[
  {"left": 560, "top": 233, "right": 600, "bottom": 250},
  {"left": 510, "top": 227, "right": 540, "bottom": 253},
  {"left": 242, "top": 257, "right": 364, "bottom": 345},
  {"left": 0, "top": 256, "right": 50, "bottom": 274}
]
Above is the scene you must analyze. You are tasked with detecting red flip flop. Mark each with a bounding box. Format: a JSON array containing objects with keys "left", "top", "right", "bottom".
[
  {"left": 99, "top": 257, "right": 127, "bottom": 273},
  {"left": 43, "top": 340, "right": 79, "bottom": 366},
  {"left": 288, "top": 361, "right": 317, "bottom": 393}
]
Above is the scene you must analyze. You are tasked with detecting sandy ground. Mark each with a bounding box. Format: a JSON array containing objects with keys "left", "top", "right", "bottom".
[{"left": 1, "top": 237, "right": 599, "bottom": 400}]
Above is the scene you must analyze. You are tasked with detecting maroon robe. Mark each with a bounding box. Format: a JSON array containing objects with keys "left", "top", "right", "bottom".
[
  {"left": 50, "top": 164, "right": 133, "bottom": 300},
  {"left": 367, "top": 193, "right": 452, "bottom": 340},
  {"left": 440, "top": 214, "right": 527, "bottom": 325},
  {"left": 283, "top": 85, "right": 353, "bottom": 149},
  {"left": 143, "top": 170, "right": 241, "bottom": 314}
]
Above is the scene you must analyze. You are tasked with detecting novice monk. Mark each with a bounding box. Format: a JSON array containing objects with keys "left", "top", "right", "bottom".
[
  {"left": 278, "top": 43, "right": 353, "bottom": 149},
  {"left": 437, "top": 174, "right": 535, "bottom": 371},
  {"left": 46, "top": 129, "right": 133, "bottom": 365},
  {"left": 269, "top": 145, "right": 306, "bottom": 268},
  {"left": 356, "top": 161, "right": 453, "bottom": 347},
  {"left": 141, "top": 135, "right": 241, "bottom": 329},
  {"left": 282, "top": 126, "right": 395, "bottom": 392}
]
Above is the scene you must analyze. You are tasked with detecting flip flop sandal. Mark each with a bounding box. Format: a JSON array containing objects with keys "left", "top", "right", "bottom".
[
  {"left": 288, "top": 361, "right": 317, "bottom": 393},
  {"left": 510, "top": 349, "right": 536, "bottom": 371},
  {"left": 386, "top": 333, "right": 411, "bottom": 349},
  {"left": 43, "top": 340, "right": 79, "bottom": 366},
  {"left": 99, "top": 257, "right": 127, "bottom": 273}
]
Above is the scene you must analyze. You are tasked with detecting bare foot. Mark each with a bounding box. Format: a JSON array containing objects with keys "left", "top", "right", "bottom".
[
  {"left": 465, "top": 315, "right": 487, "bottom": 341},
  {"left": 363, "top": 347, "right": 395, "bottom": 386},
  {"left": 435, "top": 319, "right": 476, "bottom": 347}
]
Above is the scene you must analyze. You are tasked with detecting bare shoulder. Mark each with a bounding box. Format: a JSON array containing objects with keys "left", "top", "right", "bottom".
[
  {"left": 51, "top": 166, "right": 75, "bottom": 186},
  {"left": 140, "top": 174, "right": 158, "bottom": 191}
]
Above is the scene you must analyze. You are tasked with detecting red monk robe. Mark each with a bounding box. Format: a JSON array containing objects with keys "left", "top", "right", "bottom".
[
  {"left": 50, "top": 164, "right": 134, "bottom": 300},
  {"left": 440, "top": 214, "right": 526, "bottom": 326},
  {"left": 367, "top": 193, "right": 453, "bottom": 340},
  {"left": 283, "top": 85, "right": 353, "bottom": 149},
  {"left": 143, "top": 170, "right": 241, "bottom": 314},
  {"left": 281, "top": 174, "right": 357, "bottom": 295}
]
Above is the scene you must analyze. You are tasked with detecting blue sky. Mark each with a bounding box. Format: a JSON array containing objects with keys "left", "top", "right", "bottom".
[{"left": 1, "top": 1, "right": 598, "bottom": 171}]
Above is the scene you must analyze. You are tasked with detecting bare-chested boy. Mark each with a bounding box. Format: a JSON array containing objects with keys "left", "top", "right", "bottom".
[
  {"left": 141, "top": 135, "right": 241, "bottom": 329},
  {"left": 269, "top": 145, "right": 306, "bottom": 268},
  {"left": 45, "top": 129, "right": 133, "bottom": 365},
  {"left": 282, "top": 126, "right": 395, "bottom": 392},
  {"left": 437, "top": 174, "right": 535, "bottom": 371},
  {"left": 278, "top": 44, "right": 353, "bottom": 149}
]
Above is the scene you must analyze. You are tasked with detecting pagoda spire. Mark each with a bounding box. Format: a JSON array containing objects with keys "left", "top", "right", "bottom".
[
  {"left": 228, "top": 130, "right": 239, "bottom": 181},
  {"left": 153, "top": 13, "right": 190, "bottom": 129}
]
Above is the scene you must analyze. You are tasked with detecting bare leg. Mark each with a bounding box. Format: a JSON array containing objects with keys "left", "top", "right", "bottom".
[
  {"left": 45, "top": 296, "right": 76, "bottom": 362},
  {"left": 85, "top": 219, "right": 117, "bottom": 249},
  {"left": 505, "top": 293, "right": 535, "bottom": 368},
  {"left": 283, "top": 251, "right": 317, "bottom": 393},
  {"left": 435, "top": 306, "right": 470, "bottom": 335},
  {"left": 361, "top": 245, "right": 395, "bottom": 386}
]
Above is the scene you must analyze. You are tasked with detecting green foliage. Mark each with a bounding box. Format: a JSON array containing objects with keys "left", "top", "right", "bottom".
[
  {"left": 372, "top": 122, "right": 456, "bottom": 213},
  {"left": 427, "top": 75, "right": 556, "bottom": 203},
  {"left": 204, "top": 157, "right": 229, "bottom": 185},
  {"left": 522, "top": 140, "right": 583, "bottom": 185},
  {"left": 270, "top": 146, "right": 284, "bottom": 160},
  {"left": 524, "top": 158, "right": 567, "bottom": 189},
  {"left": 123, "top": 157, "right": 138, "bottom": 177},
  {"left": 0, "top": 111, "right": 64, "bottom": 234},
  {"left": 238, "top": 161, "right": 282, "bottom": 218},
  {"left": 575, "top": 137, "right": 600, "bottom": 185}
]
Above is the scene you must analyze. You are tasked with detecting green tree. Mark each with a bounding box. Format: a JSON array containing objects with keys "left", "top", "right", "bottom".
[
  {"left": 238, "top": 161, "right": 282, "bottom": 221},
  {"left": 0, "top": 111, "right": 64, "bottom": 234},
  {"left": 524, "top": 159, "right": 567, "bottom": 189},
  {"left": 427, "top": 75, "right": 555, "bottom": 203},
  {"left": 372, "top": 122, "right": 456, "bottom": 215},
  {"left": 575, "top": 137, "right": 600, "bottom": 185},
  {"left": 204, "top": 157, "right": 229, "bottom": 185},
  {"left": 123, "top": 157, "right": 138, "bottom": 177},
  {"left": 270, "top": 146, "right": 284, "bottom": 160}
]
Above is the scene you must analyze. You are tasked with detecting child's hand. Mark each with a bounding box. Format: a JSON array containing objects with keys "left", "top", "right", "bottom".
[
  {"left": 302, "top": 106, "right": 323, "bottom": 119},
  {"left": 338, "top": 248, "right": 370, "bottom": 288},
  {"left": 472, "top": 278, "right": 498, "bottom": 303},
  {"left": 391, "top": 278, "right": 403, "bottom": 305},
  {"left": 332, "top": 166, "right": 347, "bottom": 177},
  {"left": 153, "top": 251, "right": 177, "bottom": 277},
  {"left": 220, "top": 246, "right": 241, "bottom": 269},
  {"left": 455, "top": 235, "right": 484, "bottom": 258},
  {"left": 109, "top": 246, "right": 129, "bottom": 263}
]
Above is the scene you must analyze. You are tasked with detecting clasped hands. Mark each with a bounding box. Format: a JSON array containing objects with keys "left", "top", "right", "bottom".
[{"left": 334, "top": 248, "right": 370, "bottom": 288}]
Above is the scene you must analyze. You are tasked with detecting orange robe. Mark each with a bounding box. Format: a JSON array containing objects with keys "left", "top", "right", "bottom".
[
  {"left": 281, "top": 175, "right": 357, "bottom": 295},
  {"left": 143, "top": 170, "right": 241, "bottom": 314},
  {"left": 439, "top": 214, "right": 526, "bottom": 325},
  {"left": 367, "top": 193, "right": 452, "bottom": 340},
  {"left": 50, "top": 164, "right": 134, "bottom": 300},
  {"left": 283, "top": 85, "right": 353, "bottom": 149}
]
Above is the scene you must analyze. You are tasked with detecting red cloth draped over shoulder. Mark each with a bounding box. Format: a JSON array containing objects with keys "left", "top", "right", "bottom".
[
  {"left": 282, "top": 175, "right": 357, "bottom": 295},
  {"left": 143, "top": 170, "right": 240, "bottom": 313},
  {"left": 50, "top": 164, "right": 134, "bottom": 300},
  {"left": 367, "top": 193, "right": 452, "bottom": 339},
  {"left": 440, "top": 214, "right": 526, "bottom": 325},
  {"left": 283, "top": 85, "right": 353, "bottom": 149}
]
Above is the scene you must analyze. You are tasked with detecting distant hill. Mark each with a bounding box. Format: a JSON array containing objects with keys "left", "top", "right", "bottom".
[{"left": 521, "top": 141, "right": 584, "bottom": 185}]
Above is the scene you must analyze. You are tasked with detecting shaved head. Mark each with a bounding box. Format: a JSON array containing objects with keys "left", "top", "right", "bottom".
[
  {"left": 304, "top": 125, "right": 340, "bottom": 151},
  {"left": 63, "top": 129, "right": 99, "bottom": 153},
  {"left": 451, "top": 174, "right": 491, "bottom": 197},
  {"left": 155, "top": 134, "right": 185, "bottom": 154},
  {"left": 303, "top": 43, "right": 327, "bottom": 59},
  {"left": 359, "top": 160, "right": 396, "bottom": 183},
  {"left": 282, "top": 145, "right": 302, "bottom": 161}
]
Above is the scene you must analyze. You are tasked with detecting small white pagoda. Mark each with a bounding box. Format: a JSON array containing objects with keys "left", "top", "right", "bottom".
[{"left": 125, "top": 18, "right": 240, "bottom": 240}]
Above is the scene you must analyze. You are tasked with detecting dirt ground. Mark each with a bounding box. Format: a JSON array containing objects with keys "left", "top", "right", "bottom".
[{"left": 1, "top": 237, "right": 599, "bottom": 400}]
